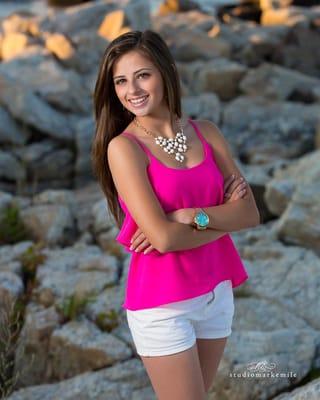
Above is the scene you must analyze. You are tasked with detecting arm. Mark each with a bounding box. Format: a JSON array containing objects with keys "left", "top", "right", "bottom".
[
  {"left": 108, "top": 135, "right": 226, "bottom": 254},
  {"left": 196, "top": 120, "right": 260, "bottom": 231}
]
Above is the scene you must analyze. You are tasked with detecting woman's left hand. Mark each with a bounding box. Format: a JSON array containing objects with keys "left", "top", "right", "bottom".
[
  {"left": 130, "top": 228, "right": 154, "bottom": 254},
  {"left": 224, "top": 175, "right": 247, "bottom": 203}
]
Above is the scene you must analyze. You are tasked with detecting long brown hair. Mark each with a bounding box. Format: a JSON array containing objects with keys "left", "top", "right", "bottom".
[{"left": 92, "top": 30, "right": 182, "bottom": 226}]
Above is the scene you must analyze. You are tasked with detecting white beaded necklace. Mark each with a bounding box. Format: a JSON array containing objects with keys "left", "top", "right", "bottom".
[{"left": 133, "top": 118, "right": 188, "bottom": 162}]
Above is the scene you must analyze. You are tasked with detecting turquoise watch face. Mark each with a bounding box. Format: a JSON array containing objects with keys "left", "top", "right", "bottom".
[{"left": 196, "top": 212, "right": 209, "bottom": 227}]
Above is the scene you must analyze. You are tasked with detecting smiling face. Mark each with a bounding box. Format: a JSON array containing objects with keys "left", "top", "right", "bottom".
[{"left": 112, "top": 50, "right": 167, "bottom": 118}]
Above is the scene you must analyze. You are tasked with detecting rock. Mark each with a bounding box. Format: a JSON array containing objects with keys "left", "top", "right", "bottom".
[
  {"left": 264, "top": 150, "right": 320, "bottom": 251},
  {"left": 211, "top": 19, "right": 290, "bottom": 68},
  {"left": 98, "top": 9, "right": 130, "bottom": 41},
  {"left": 197, "top": 58, "right": 247, "bottom": 100},
  {"left": 0, "top": 191, "right": 13, "bottom": 213},
  {"left": 43, "top": 1, "right": 114, "bottom": 36},
  {"left": 261, "top": 5, "right": 314, "bottom": 26},
  {"left": 0, "top": 55, "right": 92, "bottom": 114},
  {"left": 45, "top": 32, "right": 75, "bottom": 59},
  {"left": 8, "top": 358, "right": 155, "bottom": 400},
  {"left": 48, "top": 319, "right": 132, "bottom": 380},
  {"left": 0, "top": 74, "right": 74, "bottom": 142},
  {"left": 277, "top": 183, "right": 320, "bottom": 251},
  {"left": 153, "top": 9, "right": 217, "bottom": 32},
  {"left": 272, "top": 376, "right": 320, "bottom": 400},
  {"left": 33, "top": 244, "right": 118, "bottom": 300},
  {"left": 233, "top": 297, "right": 310, "bottom": 332},
  {"left": 223, "top": 97, "right": 319, "bottom": 163},
  {"left": 158, "top": 0, "right": 200, "bottom": 14},
  {"left": 164, "top": 28, "right": 231, "bottom": 62},
  {"left": 14, "top": 304, "right": 62, "bottom": 387},
  {"left": 22, "top": 204, "right": 74, "bottom": 245},
  {"left": 123, "top": 0, "right": 152, "bottom": 31},
  {"left": 234, "top": 159, "right": 288, "bottom": 222},
  {"left": 33, "top": 190, "right": 75, "bottom": 209},
  {"left": 20, "top": 199, "right": 76, "bottom": 246},
  {"left": 270, "top": 18, "right": 320, "bottom": 78},
  {"left": 92, "top": 198, "right": 117, "bottom": 235},
  {"left": 1, "top": 12, "right": 41, "bottom": 36},
  {"left": 0, "top": 150, "right": 26, "bottom": 182},
  {"left": 72, "top": 181, "right": 103, "bottom": 233},
  {"left": 85, "top": 285, "right": 126, "bottom": 322},
  {"left": 67, "top": 31, "right": 108, "bottom": 74},
  {"left": 0, "top": 241, "right": 34, "bottom": 268},
  {"left": 96, "top": 226, "right": 122, "bottom": 255},
  {"left": 264, "top": 178, "right": 296, "bottom": 216},
  {"left": 74, "top": 117, "right": 95, "bottom": 179},
  {"left": 260, "top": 0, "right": 293, "bottom": 10},
  {"left": 239, "top": 62, "right": 320, "bottom": 101},
  {"left": 240, "top": 243, "right": 320, "bottom": 330},
  {"left": 14, "top": 140, "right": 74, "bottom": 184},
  {"left": 214, "top": 328, "right": 318, "bottom": 400},
  {"left": 1, "top": 32, "right": 31, "bottom": 60},
  {"left": 182, "top": 93, "right": 221, "bottom": 123},
  {"left": 0, "top": 106, "right": 31, "bottom": 146},
  {"left": 0, "top": 271, "right": 24, "bottom": 299}
]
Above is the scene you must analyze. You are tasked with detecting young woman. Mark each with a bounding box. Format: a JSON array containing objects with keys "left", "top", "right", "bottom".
[{"left": 92, "top": 30, "right": 259, "bottom": 400}]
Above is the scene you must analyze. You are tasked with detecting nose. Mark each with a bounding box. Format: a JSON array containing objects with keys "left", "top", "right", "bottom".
[{"left": 127, "top": 78, "right": 141, "bottom": 95}]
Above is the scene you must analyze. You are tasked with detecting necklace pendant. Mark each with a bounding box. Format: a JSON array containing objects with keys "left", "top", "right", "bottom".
[
  {"left": 175, "top": 152, "right": 184, "bottom": 162},
  {"left": 134, "top": 117, "right": 188, "bottom": 163}
]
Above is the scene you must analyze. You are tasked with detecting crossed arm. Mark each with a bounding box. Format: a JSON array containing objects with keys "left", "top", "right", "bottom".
[{"left": 108, "top": 120, "right": 260, "bottom": 254}]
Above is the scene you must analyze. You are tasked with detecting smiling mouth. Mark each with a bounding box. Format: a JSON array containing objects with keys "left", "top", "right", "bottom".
[{"left": 128, "top": 96, "right": 148, "bottom": 106}]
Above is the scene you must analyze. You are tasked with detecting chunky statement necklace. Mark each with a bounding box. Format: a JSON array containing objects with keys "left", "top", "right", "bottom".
[{"left": 133, "top": 118, "right": 188, "bottom": 162}]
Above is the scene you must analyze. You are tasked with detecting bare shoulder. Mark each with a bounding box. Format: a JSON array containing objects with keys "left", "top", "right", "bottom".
[
  {"left": 192, "top": 119, "right": 227, "bottom": 148},
  {"left": 107, "top": 134, "right": 148, "bottom": 168}
]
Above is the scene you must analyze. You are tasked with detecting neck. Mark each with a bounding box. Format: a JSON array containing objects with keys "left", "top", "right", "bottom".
[{"left": 134, "top": 115, "right": 182, "bottom": 139}]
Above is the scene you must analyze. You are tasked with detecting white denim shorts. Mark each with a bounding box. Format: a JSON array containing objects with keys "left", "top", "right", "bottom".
[{"left": 126, "top": 280, "right": 234, "bottom": 357}]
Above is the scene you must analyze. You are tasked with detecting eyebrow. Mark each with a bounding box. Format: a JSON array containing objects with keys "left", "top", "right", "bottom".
[{"left": 113, "top": 67, "right": 153, "bottom": 80}]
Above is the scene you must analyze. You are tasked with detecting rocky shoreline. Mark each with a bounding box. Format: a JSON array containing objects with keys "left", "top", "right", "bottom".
[{"left": 0, "top": 0, "right": 319, "bottom": 399}]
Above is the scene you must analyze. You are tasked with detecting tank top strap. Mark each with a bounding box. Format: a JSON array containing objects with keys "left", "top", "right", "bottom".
[
  {"left": 188, "top": 120, "right": 207, "bottom": 146},
  {"left": 121, "top": 132, "right": 154, "bottom": 158}
]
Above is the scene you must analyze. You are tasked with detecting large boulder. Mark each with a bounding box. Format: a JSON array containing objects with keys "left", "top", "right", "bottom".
[
  {"left": 223, "top": 96, "right": 320, "bottom": 163},
  {"left": 0, "top": 74, "right": 74, "bottom": 142},
  {"left": 8, "top": 358, "right": 155, "bottom": 400},
  {"left": 264, "top": 150, "right": 320, "bottom": 251},
  {"left": 240, "top": 62, "right": 320, "bottom": 102}
]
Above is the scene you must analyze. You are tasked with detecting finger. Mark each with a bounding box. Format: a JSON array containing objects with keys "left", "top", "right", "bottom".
[
  {"left": 134, "top": 239, "right": 152, "bottom": 252},
  {"left": 227, "top": 176, "right": 245, "bottom": 196},
  {"left": 131, "top": 228, "right": 143, "bottom": 243},
  {"left": 223, "top": 174, "right": 235, "bottom": 192},
  {"left": 143, "top": 245, "right": 154, "bottom": 255},
  {"left": 130, "top": 232, "right": 147, "bottom": 250}
]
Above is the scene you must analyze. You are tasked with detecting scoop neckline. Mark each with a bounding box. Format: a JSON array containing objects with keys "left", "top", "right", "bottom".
[{"left": 123, "top": 120, "right": 208, "bottom": 171}]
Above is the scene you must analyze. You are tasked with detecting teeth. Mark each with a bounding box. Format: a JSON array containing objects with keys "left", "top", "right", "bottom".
[{"left": 129, "top": 96, "right": 147, "bottom": 105}]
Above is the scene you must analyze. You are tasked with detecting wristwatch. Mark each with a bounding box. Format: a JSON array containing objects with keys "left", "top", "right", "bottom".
[{"left": 194, "top": 208, "right": 210, "bottom": 230}]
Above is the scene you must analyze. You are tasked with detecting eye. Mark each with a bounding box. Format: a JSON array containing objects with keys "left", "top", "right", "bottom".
[
  {"left": 115, "top": 78, "right": 126, "bottom": 85},
  {"left": 137, "top": 72, "right": 150, "bottom": 79}
]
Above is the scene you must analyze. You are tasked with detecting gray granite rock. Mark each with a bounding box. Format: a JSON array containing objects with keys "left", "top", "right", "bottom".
[
  {"left": 48, "top": 319, "right": 132, "bottom": 380},
  {"left": 0, "top": 73, "right": 74, "bottom": 142},
  {"left": 8, "top": 358, "right": 155, "bottom": 400},
  {"left": 272, "top": 377, "right": 320, "bottom": 400}
]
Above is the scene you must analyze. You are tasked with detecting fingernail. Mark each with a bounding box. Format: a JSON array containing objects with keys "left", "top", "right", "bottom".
[
  {"left": 129, "top": 246, "right": 133, "bottom": 251},
  {"left": 239, "top": 177, "right": 244, "bottom": 181},
  {"left": 231, "top": 174, "right": 235, "bottom": 179}
]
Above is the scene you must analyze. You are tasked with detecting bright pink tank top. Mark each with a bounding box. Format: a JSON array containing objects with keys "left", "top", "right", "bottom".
[{"left": 117, "top": 120, "right": 248, "bottom": 310}]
